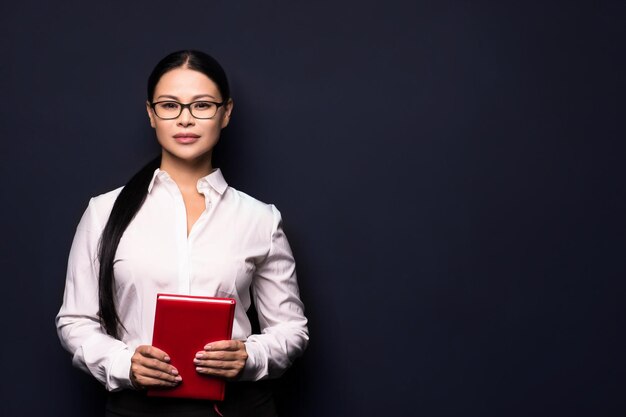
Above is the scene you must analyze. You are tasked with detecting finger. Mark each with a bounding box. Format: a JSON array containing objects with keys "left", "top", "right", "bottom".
[
  {"left": 137, "top": 345, "right": 171, "bottom": 362},
  {"left": 134, "top": 364, "right": 182, "bottom": 383},
  {"left": 195, "top": 364, "right": 241, "bottom": 380},
  {"left": 196, "top": 350, "right": 239, "bottom": 362},
  {"left": 132, "top": 352, "right": 179, "bottom": 377},
  {"left": 196, "top": 359, "right": 230, "bottom": 370},
  {"left": 196, "top": 348, "right": 241, "bottom": 364},
  {"left": 194, "top": 359, "right": 242, "bottom": 371},
  {"left": 133, "top": 373, "right": 180, "bottom": 388},
  {"left": 204, "top": 340, "right": 242, "bottom": 351},
  {"left": 131, "top": 358, "right": 181, "bottom": 384},
  {"left": 138, "top": 356, "right": 178, "bottom": 373}
]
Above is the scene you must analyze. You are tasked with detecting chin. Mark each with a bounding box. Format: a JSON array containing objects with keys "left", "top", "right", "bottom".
[{"left": 163, "top": 148, "right": 214, "bottom": 163}]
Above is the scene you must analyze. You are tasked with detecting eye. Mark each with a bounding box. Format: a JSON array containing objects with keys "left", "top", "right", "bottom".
[
  {"left": 159, "top": 102, "right": 180, "bottom": 110},
  {"left": 193, "top": 101, "right": 215, "bottom": 111}
]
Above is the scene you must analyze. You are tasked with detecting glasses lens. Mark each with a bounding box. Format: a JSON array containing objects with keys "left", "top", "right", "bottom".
[
  {"left": 154, "top": 101, "right": 181, "bottom": 119},
  {"left": 190, "top": 101, "right": 217, "bottom": 119}
]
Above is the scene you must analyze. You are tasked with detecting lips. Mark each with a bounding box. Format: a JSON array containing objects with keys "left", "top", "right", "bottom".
[
  {"left": 173, "top": 132, "right": 200, "bottom": 144},
  {"left": 174, "top": 133, "right": 200, "bottom": 138}
]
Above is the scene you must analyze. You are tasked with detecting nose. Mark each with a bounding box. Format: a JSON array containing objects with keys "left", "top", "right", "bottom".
[{"left": 177, "top": 106, "right": 195, "bottom": 127}]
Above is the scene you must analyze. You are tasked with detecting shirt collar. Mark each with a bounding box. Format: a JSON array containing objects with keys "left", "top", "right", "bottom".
[
  {"left": 147, "top": 168, "right": 163, "bottom": 193},
  {"left": 147, "top": 167, "right": 228, "bottom": 195},
  {"left": 197, "top": 168, "right": 228, "bottom": 195}
]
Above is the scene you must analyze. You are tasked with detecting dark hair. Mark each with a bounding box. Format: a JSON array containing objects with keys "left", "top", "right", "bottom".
[
  {"left": 147, "top": 50, "right": 230, "bottom": 102},
  {"left": 98, "top": 50, "right": 230, "bottom": 338}
]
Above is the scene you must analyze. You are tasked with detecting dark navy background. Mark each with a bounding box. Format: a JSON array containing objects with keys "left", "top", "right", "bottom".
[{"left": 2, "top": 1, "right": 625, "bottom": 416}]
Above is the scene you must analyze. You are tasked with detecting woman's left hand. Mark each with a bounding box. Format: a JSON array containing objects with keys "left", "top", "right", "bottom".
[{"left": 194, "top": 340, "right": 248, "bottom": 380}]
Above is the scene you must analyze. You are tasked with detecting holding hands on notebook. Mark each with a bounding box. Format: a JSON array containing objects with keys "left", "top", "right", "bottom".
[
  {"left": 130, "top": 345, "right": 181, "bottom": 389},
  {"left": 129, "top": 341, "right": 247, "bottom": 389},
  {"left": 194, "top": 340, "right": 248, "bottom": 380}
]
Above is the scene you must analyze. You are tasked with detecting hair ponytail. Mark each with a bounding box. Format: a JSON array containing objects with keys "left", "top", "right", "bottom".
[{"left": 97, "top": 155, "right": 161, "bottom": 338}]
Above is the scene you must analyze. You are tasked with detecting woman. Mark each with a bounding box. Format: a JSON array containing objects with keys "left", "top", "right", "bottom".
[{"left": 56, "top": 50, "right": 309, "bottom": 417}]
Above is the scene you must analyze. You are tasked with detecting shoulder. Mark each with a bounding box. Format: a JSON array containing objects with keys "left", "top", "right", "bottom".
[
  {"left": 91, "top": 186, "right": 124, "bottom": 206},
  {"left": 223, "top": 186, "right": 282, "bottom": 228},
  {"left": 81, "top": 186, "right": 124, "bottom": 230},
  {"left": 90, "top": 186, "right": 124, "bottom": 212}
]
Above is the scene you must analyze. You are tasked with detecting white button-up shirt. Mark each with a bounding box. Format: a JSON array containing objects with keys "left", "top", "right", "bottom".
[{"left": 56, "top": 168, "right": 309, "bottom": 391}]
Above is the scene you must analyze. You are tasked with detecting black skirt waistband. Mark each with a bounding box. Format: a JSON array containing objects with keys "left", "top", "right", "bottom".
[{"left": 105, "top": 380, "right": 276, "bottom": 417}]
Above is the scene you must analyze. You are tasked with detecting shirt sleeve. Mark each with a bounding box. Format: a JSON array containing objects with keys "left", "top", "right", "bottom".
[
  {"left": 241, "top": 205, "right": 310, "bottom": 381},
  {"left": 55, "top": 198, "right": 135, "bottom": 391}
]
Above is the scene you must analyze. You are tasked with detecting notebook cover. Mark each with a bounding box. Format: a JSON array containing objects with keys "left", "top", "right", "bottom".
[{"left": 147, "top": 293, "right": 236, "bottom": 401}]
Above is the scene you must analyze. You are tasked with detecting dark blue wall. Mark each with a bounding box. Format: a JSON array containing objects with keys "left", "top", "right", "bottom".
[{"left": 2, "top": 1, "right": 626, "bottom": 416}]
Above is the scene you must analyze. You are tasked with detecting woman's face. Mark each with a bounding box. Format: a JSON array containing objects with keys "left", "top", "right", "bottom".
[{"left": 146, "top": 67, "right": 233, "bottom": 165}]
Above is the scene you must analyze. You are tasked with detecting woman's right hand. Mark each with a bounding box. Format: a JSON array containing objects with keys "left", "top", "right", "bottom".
[{"left": 129, "top": 345, "right": 182, "bottom": 389}]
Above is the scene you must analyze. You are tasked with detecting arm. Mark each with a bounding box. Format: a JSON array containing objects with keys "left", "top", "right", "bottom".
[
  {"left": 56, "top": 198, "right": 135, "bottom": 391},
  {"left": 241, "top": 205, "right": 309, "bottom": 380},
  {"left": 194, "top": 205, "right": 309, "bottom": 381},
  {"left": 56, "top": 198, "right": 180, "bottom": 390}
]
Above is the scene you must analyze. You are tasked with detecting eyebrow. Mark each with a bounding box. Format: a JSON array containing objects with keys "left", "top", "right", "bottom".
[{"left": 155, "top": 94, "right": 217, "bottom": 101}]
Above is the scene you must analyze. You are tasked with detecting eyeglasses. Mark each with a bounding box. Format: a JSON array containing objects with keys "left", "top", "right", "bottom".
[{"left": 150, "top": 100, "right": 226, "bottom": 120}]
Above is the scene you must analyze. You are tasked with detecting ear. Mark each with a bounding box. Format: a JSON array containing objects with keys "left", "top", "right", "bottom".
[
  {"left": 220, "top": 99, "right": 234, "bottom": 129},
  {"left": 146, "top": 101, "right": 156, "bottom": 128}
]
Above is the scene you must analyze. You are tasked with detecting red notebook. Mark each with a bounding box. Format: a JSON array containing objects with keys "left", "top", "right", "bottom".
[{"left": 148, "top": 293, "right": 236, "bottom": 401}]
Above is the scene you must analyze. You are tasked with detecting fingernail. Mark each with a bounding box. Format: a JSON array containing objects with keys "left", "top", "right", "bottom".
[
  {"left": 171, "top": 369, "right": 179, "bottom": 376},
  {"left": 175, "top": 376, "right": 182, "bottom": 381},
  {"left": 164, "top": 356, "right": 171, "bottom": 362},
  {"left": 193, "top": 358, "right": 200, "bottom": 364},
  {"left": 204, "top": 344, "right": 212, "bottom": 350},
  {"left": 196, "top": 367, "right": 202, "bottom": 372},
  {"left": 195, "top": 352, "right": 204, "bottom": 359}
]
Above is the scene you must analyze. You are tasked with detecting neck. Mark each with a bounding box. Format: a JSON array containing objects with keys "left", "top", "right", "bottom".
[{"left": 160, "top": 150, "right": 213, "bottom": 192}]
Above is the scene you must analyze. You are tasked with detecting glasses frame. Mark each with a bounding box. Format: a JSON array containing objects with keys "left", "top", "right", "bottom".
[{"left": 150, "top": 100, "right": 227, "bottom": 120}]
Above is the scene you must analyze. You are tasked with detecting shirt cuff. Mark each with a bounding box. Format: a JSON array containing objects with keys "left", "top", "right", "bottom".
[
  {"left": 240, "top": 341, "right": 269, "bottom": 381},
  {"left": 107, "top": 348, "right": 135, "bottom": 391}
]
